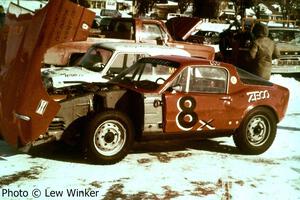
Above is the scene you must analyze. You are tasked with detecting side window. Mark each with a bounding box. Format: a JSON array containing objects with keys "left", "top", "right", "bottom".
[
  {"left": 171, "top": 68, "right": 189, "bottom": 92},
  {"left": 110, "top": 53, "right": 147, "bottom": 73},
  {"left": 141, "top": 23, "right": 166, "bottom": 41},
  {"left": 126, "top": 53, "right": 147, "bottom": 67},
  {"left": 189, "top": 67, "right": 227, "bottom": 93}
]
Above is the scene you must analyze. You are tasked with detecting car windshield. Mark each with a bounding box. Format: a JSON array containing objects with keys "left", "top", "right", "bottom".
[
  {"left": 269, "top": 29, "right": 300, "bottom": 44},
  {"left": 112, "top": 57, "right": 180, "bottom": 91},
  {"left": 76, "top": 46, "right": 113, "bottom": 71}
]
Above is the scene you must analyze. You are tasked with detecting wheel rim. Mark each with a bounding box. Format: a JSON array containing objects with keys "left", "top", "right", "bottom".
[
  {"left": 93, "top": 120, "right": 126, "bottom": 156},
  {"left": 246, "top": 115, "right": 270, "bottom": 147}
]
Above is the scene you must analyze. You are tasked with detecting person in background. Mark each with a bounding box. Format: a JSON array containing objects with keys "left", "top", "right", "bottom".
[
  {"left": 249, "top": 23, "right": 280, "bottom": 80},
  {"left": 0, "top": 5, "right": 5, "bottom": 28}
]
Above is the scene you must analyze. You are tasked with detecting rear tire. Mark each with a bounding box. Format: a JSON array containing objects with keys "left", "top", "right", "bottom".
[
  {"left": 233, "top": 107, "right": 277, "bottom": 155},
  {"left": 84, "top": 110, "right": 134, "bottom": 164}
]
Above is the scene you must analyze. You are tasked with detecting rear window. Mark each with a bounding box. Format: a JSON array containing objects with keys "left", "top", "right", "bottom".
[
  {"left": 102, "top": 19, "right": 134, "bottom": 39},
  {"left": 236, "top": 67, "right": 273, "bottom": 86},
  {"left": 100, "top": 9, "right": 121, "bottom": 17}
]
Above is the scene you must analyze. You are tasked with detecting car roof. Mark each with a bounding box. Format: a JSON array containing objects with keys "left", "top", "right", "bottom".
[
  {"left": 269, "top": 27, "right": 300, "bottom": 31},
  {"left": 145, "top": 54, "right": 222, "bottom": 67},
  {"left": 91, "top": 42, "right": 191, "bottom": 56},
  {"left": 140, "top": 55, "right": 273, "bottom": 86}
]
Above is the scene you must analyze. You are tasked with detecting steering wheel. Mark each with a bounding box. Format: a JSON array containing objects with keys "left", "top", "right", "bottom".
[{"left": 155, "top": 77, "right": 166, "bottom": 84}]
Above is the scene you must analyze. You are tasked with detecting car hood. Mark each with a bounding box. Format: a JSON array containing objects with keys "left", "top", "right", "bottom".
[
  {"left": 42, "top": 66, "right": 106, "bottom": 88},
  {"left": 165, "top": 17, "right": 202, "bottom": 41},
  {"left": 0, "top": 0, "right": 94, "bottom": 147},
  {"left": 276, "top": 42, "right": 300, "bottom": 52}
]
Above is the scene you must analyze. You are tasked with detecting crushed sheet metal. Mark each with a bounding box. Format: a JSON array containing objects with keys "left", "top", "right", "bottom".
[{"left": 0, "top": 0, "right": 95, "bottom": 147}]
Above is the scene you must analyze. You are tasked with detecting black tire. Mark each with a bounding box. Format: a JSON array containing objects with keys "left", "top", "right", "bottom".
[
  {"left": 233, "top": 107, "right": 277, "bottom": 155},
  {"left": 84, "top": 110, "right": 134, "bottom": 164}
]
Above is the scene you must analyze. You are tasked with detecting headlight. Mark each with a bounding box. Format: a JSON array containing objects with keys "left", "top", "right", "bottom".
[{"left": 272, "top": 59, "right": 278, "bottom": 66}]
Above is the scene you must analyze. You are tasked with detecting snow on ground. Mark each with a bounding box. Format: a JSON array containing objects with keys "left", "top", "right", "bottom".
[
  {"left": 271, "top": 75, "right": 300, "bottom": 129},
  {"left": 0, "top": 75, "right": 299, "bottom": 200}
]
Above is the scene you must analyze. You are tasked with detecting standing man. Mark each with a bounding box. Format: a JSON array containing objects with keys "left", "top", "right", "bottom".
[{"left": 249, "top": 23, "right": 280, "bottom": 80}]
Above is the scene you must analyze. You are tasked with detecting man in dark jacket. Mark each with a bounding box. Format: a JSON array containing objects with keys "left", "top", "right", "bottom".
[{"left": 249, "top": 23, "right": 280, "bottom": 80}]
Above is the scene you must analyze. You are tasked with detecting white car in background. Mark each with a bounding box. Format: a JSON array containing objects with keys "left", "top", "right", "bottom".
[{"left": 42, "top": 42, "right": 190, "bottom": 90}]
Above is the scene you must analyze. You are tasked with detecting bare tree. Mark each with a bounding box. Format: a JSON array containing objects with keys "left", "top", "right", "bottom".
[
  {"left": 250, "top": 0, "right": 299, "bottom": 26},
  {"left": 277, "top": 0, "right": 299, "bottom": 26},
  {"left": 231, "top": 0, "right": 254, "bottom": 18}
]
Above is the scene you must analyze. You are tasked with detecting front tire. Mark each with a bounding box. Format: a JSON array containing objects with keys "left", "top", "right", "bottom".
[
  {"left": 233, "top": 107, "right": 277, "bottom": 155},
  {"left": 84, "top": 111, "right": 134, "bottom": 164}
]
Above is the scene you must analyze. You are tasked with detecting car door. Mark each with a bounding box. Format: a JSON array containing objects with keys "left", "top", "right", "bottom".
[{"left": 163, "top": 66, "right": 233, "bottom": 133}]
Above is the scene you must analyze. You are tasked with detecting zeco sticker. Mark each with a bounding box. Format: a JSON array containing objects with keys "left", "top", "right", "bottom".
[
  {"left": 36, "top": 100, "right": 48, "bottom": 115},
  {"left": 247, "top": 90, "right": 270, "bottom": 102}
]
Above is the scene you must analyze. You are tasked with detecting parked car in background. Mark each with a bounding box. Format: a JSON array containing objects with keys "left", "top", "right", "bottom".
[
  {"left": 89, "top": 17, "right": 215, "bottom": 60},
  {"left": 167, "top": 13, "right": 191, "bottom": 20},
  {"left": 186, "top": 22, "right": 230, "bottom": 53},
  {"left": 42, "top": 42, "right": 190, "bottom": 90},
  {"left": 187, "top": 30, "right": 221, "bottom": 52},
  {"left": 45, "top": 17, "right": 215, "bottom": 69},
  {"left": 269, "top": 27, "right": 300, "bottom": 75}
]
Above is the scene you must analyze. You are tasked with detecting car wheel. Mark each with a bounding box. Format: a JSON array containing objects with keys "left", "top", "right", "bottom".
[
  {"left": 233, "top": 107, "right": 277, "bottom": 155},
  {"left": 84, "top": 110, "right": 134, "bottom": 164}
]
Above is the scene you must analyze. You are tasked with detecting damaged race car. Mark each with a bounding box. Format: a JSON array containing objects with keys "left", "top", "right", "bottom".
[
  {"left": 76, "top": 55, "right": 289, "bottom": 164},
  {"left": 0, "top": 0, "right": 289, "bottom": 165}
]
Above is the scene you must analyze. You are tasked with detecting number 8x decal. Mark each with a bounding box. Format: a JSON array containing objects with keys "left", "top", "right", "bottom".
[{"left": 176, "top": 96, "right": 198, "bottom": 131}]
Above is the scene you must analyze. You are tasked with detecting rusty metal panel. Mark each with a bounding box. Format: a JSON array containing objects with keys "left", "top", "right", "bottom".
[
  {"left": 143, "top": 94, "right": 163, "bottom": 132},
  {"left": 0, "top": 0, "right": 95, "bottom": 147}
]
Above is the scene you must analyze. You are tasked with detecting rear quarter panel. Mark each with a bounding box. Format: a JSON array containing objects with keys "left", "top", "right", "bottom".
[{"left": 225, "top": 64, "right": 289, "bottom": 124}]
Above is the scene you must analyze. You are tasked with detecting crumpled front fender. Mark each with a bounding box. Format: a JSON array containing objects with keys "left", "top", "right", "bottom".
[{"left": 0, "top": 0, "right": 95, "bottom": 147}]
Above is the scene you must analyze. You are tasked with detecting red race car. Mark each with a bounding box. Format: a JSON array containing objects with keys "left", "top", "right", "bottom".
[
  {"left": 0, "top": 1, "right": 289, "bottom": 164},
  {"left": 0, "top": 53, "right": 289, "bottom": 164},
  {"left": 75, "top": 55, "right": 288, "bottom": 164}
]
